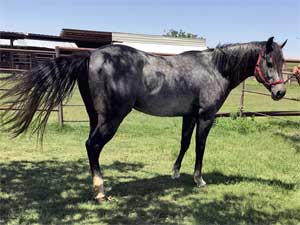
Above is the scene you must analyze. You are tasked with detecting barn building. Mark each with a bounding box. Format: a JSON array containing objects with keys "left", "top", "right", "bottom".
[{"left": 0, "top": 29, "right": 206, "bottom": 72}]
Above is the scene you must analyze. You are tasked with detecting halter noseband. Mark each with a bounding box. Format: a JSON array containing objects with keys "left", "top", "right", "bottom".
[{"left": 255, "top": 52, "right": 284, "bottom": 87}]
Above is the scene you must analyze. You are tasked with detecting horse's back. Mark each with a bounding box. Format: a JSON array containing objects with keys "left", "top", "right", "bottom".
[{"left": 87, "top": 45, "right": 146, "bottom": 99}]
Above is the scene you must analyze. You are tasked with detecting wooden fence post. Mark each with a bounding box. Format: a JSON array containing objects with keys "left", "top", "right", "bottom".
[
  {"left": 55, "top": 46, "right": 64, "bottom": 127},
  {"left": 239, "top": 81, "right": 245, "bottom": 116}
]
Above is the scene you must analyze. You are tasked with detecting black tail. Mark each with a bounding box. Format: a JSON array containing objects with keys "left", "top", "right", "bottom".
[{"left": 0, "top": 51, "right": 90, "bottom": 142}]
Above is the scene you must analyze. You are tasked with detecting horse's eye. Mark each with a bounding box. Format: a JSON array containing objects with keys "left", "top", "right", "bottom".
[{"left": 267, "top": 62, "right": 273, "bottom": 68}]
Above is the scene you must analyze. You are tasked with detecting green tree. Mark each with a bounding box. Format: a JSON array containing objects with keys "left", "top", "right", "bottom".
[{"left": 163, "top": 29, "right": 198, "bottom": 38}]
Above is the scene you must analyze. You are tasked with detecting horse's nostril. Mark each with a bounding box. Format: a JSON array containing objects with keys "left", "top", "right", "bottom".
[
  {"left": 276, "top": 91, "right": 281, "bottom": 98},
  {"left": 276, "top": 90, "right": 286, "bottom": 98}
]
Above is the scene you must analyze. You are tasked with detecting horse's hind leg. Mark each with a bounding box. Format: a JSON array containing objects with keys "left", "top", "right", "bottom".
[
  {"left": 172, "top": 116, "right": 196, "bottom": 179},
  {"left": 85, "top": 107, "right": 132, "bottom": 202}
]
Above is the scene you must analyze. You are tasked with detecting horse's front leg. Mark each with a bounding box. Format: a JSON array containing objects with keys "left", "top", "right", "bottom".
[{"left": 194, "top": 114, "right": 214, "bottom": 187}]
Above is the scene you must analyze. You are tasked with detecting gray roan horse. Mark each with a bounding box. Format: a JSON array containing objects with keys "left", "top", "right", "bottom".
[{"left": 0, "top": 37, "right": 287, "bottom": 201}]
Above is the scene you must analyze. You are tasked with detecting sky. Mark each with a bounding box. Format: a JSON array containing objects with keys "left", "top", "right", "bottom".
[{"left": 0, "top": 0, "right": 299, "bottom": 58}]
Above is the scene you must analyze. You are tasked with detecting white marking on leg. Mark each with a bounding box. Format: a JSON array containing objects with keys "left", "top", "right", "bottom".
[
  {"left": 93, "top": 175, "right": 105, "bottom": 200},
  {"left": 172, "top": 168, "right": 180, "bottom": 179},
  {"left": 194, "top": 175, "right": 206, "bottom": 187}
]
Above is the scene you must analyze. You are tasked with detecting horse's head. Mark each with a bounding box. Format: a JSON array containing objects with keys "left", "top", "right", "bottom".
[{"left": 254, "top": 37, "right": 287, "bottom": 100}]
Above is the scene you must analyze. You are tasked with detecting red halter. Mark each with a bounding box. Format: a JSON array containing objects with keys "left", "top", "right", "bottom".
[{"left": 255, "top": 52, "right": 284, "bottom": 86}]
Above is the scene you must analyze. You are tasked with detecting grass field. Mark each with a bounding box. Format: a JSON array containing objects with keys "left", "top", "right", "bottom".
[{"left": 0, "top": 78, "right": 300, "bottom": 225}]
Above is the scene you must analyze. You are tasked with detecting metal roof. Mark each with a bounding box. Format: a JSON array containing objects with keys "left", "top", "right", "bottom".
[{"left": 60, "top": 29, "right": 112, "bottom": 43}]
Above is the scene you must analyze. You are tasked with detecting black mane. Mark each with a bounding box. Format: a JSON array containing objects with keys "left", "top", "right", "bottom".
[
  {"left": 212, "top": 41, "right": 284, "bottom": 78},
  {"left": 212, "top": 42, "right": 264, "bottom": 78}
]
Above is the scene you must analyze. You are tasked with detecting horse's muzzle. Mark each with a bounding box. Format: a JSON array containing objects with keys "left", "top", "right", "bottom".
[{"left": 271, "top": 84, "right": 286, "bottom": 100}]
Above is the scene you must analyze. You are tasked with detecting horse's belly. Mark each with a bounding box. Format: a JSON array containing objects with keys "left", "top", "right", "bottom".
[{"left": 134, "top": 95, "right": 195, "bottom": 116}]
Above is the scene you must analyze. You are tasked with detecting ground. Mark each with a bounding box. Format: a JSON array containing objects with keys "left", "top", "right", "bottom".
[{"left": 0, "top": 78, "right": 299, "bottom": 225}]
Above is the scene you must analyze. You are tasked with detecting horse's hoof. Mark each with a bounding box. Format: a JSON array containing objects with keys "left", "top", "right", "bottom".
[
  {"left": 194, "top": 176, "right": 206, "bottom": 187},
  {"left": 94, "top": 193, "right": 111, "bottom": 203},
  {"left": 172, "top": 168, "right": 180, "bottom": 179}
]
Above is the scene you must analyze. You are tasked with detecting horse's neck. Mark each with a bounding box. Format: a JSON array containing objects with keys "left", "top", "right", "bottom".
[{"left": 219, "top": 44, "right": 262, "bottom": 89}]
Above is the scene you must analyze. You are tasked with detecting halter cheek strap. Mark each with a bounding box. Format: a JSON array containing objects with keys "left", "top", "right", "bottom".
[{"left": 255, "top": 52, "right": 284, "bottom": 86}]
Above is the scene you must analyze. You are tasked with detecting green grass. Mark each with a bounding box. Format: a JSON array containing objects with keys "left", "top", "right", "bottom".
[{"left": 0, "top": 79, "right": 300, "bottom": 224}]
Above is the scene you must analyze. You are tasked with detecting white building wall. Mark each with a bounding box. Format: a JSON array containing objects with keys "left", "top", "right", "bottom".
[
  {"left": 0, "top": 39, "right": 77, "bottom": 49},
  {"left": 114, "top": 42, "right": 206, "bottom": 54},
  {"left": 112, "top": 32, "right": 206, "bottom": 54}
]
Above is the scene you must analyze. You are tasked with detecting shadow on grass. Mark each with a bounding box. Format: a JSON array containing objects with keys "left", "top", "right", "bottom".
[
  {"left": 268, "top": 120, "right": 300, "bottom": 153},
  {"left": 1, "top": 160, "right": 299, "bottom": 224},
  {"left": 269, "top": 120, "right": 300, "bottom": 130},
  {"left": 275, "top": 132, "right": 300, "bottom": 153}
]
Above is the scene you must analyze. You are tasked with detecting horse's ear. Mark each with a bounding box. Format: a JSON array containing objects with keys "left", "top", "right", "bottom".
[
  {"left": 266, "top": 36, "right": 274, "bottom": 53},
  {"left": 281, "top": 39, "right": 288, "bottom": 49}
]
